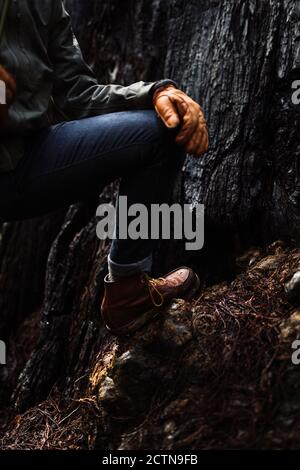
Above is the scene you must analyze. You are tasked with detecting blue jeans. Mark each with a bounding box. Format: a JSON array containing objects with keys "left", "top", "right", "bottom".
[{"left": 0, "top": 111, "right": 185, "bottom": 268}]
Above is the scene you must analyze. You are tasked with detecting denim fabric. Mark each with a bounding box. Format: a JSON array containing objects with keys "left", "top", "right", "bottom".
[{"left": 0, "top": 110, "right": 185, "bottom": 264}]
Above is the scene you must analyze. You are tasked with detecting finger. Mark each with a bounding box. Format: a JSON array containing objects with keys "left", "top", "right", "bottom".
[
  {"left": 175, "top": 100, "right": 199, "bottom": 144},
  {"left": 176, "top": 117, "right": 198, "bottom": 145},
  {"left": 155, "top": 95, "right": 180, "bottom": 128},
  {"left": 186, "top": 128, "right": 203, "bottom": 155},
  {"left": 196, "top": 131, "right": 209, "bottom": 156},
  {"left": 185, "top": 120, "right": 209, "bottom": 156},
  {"left": 175, "top": 111, "right": 198, "bottom": 145},
  {"left": 193, "top": 129, "right": 209, "bottom": 156},
  {"left": 170, "top": 95, "right": 188, "bottom": 118}
]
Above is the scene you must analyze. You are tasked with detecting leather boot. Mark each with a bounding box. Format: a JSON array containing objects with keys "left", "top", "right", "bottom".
[{"left": 101, "top": 266, "right": 200, "bottom": 335}]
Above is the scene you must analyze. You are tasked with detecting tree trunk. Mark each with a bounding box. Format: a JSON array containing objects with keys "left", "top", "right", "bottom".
[{"left": 1, "top": 0, "right": 299, "bottom": 450}]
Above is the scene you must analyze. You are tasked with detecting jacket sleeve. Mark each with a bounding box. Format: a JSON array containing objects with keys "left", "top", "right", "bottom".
[{"left": 48, "top": 1, "right": 172, "bottom": 120}]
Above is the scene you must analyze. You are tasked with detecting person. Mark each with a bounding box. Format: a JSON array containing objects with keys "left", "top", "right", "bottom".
[{"left": 0, "top": 0, "right": 209, "bottom": 335}]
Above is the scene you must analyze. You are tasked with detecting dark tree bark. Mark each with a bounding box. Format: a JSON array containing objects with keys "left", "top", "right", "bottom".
[{"left": 1, "top": 0, "right": 299, "bottom": 450}]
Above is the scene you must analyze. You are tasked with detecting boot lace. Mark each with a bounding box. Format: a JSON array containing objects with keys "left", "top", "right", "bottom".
[{"left": 142, "top": 274, "right": 166, "bottom": 307}]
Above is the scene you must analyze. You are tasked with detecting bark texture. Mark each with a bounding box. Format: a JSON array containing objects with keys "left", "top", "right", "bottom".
[{"left": 0, "top": 0, "right": 299, "bottom": 450}]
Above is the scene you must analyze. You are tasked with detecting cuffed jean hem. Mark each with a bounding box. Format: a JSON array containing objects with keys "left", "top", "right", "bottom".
[{"left": 108, "top": 253, "right": 153, "bottom": 278}]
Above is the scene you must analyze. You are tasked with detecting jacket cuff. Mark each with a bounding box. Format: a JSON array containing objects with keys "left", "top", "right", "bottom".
[{"left": 149, "top": 79, "right": 178, "bottom": 97}]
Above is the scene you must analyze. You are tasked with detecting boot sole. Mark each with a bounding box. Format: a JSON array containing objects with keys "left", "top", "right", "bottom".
[
  {"left": 106, "top": 305, "right": 163, "bottom": 336},
  {"left": 105, "top": 271, "right": 201, "bottom": 337}
]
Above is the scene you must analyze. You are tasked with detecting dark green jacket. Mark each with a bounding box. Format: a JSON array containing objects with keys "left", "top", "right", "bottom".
[{"left": 0, "top": 0, "right": 173, "bottom": 173}]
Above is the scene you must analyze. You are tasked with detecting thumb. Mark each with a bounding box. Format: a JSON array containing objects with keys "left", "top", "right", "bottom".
[
  {"left": 173, "top": 97, "right": 188, "bottom": 118},
  {"left": 154, "top": 95, "right": 180, "bottom": 128}
]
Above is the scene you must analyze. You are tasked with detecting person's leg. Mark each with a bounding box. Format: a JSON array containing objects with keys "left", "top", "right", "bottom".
[
  {"left": 1, "top": 111, "right": 177, "bottom": 213},
  {"left": 0, "top": 110, "right": 200, "bottom": 335},
  {"left": 108, "top": 123, "right": 185, "bottom": 276},
  {"left": 0, "top": 110, "right": 184, "bottom": 274}
]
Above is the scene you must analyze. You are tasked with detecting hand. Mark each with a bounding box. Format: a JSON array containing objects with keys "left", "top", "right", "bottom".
[
  {"left": 153, "top": 85, "right": 209, "bottom": 157},
  {"left": 0, "top": 65, "right": 16, "bottom": 124}
]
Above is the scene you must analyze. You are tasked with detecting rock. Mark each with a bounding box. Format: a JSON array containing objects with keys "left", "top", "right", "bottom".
[
  {"left": 254, "top": 255, "right": 283, "bottom": 272},
  {"left": 98, "top": 377, "right": 119, "bottom": 404},
  {"left": 285, "top": 272, "right": 300, "bottom": 304},
  {"left": 97, "top": 302, "right": 194, "bottom": 416},
  {"left": 280, "top": 310, "right": 300, "bottom": 340},
  {"left": 236, "top": 248, "right": 261, "bottom": 270}
]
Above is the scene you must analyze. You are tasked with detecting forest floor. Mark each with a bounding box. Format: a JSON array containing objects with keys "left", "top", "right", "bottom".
[{"left": 1, "top": 241, "right": 300, "bottom": 450}]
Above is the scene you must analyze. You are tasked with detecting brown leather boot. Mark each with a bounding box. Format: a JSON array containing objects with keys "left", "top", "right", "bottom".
[{"left": 101, "top": 267, "right": 200, "bottom": 335}]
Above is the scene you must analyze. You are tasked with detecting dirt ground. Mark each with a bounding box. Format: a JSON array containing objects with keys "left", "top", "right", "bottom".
[{"left": 1, "top": 241, "right": 300, "bottom": 450}]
